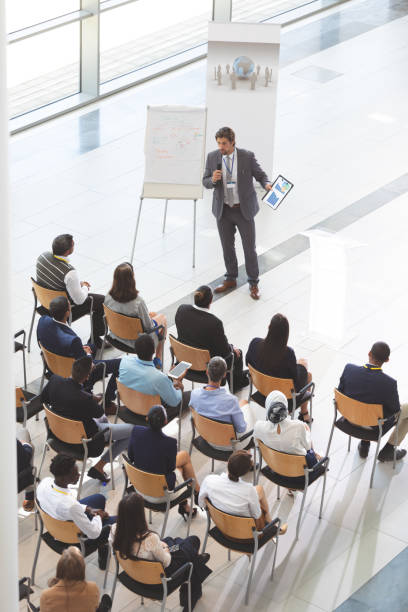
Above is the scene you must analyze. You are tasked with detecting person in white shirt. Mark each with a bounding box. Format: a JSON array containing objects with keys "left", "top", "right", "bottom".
[
  {"left": 36, "top": 234, "right": 105, "bottom": 346},
  {"left": 254, "top": 390, "right": 314, "bottom": 456},
  {"left": 36, "top": 454, "right": 116, "bottom": 569},
  {"left": 198, "top": 450, "right": 271, "bottom": 529}
]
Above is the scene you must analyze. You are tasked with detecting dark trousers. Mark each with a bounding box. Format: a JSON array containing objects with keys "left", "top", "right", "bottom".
[
  {"left": 85, "top": 358, "right": 121, "bottom": 403},
  {"left": 226, "top": 347, "right": 248, "bottom": 391},
  {"left": 80, "top": 493, "right": 116, "bottom": 553},
  {"left": 216, "top": 205, "right": 259, "bottom": 285},
  {"left": 71, "top": 293, "right": 105, "bottom": 339},
  {"left": 163, "top": 391, "right": 191, "bottom": 421},
  {"left": 163, "top": 535, "right": 211, "bottom": 611}
]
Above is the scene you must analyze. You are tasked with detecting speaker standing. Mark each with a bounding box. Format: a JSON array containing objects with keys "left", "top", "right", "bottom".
[{"left": 202, "top": 126, "right": 272, "bottom": 300}]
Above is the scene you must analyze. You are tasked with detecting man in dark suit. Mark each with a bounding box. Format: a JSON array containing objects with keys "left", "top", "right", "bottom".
[
  {"left": 37, "top": 296, "right": 121, "bottom": 413},
  {"left": 41, "top": 356, "right": 133, "bottom": 483},
  {"left": 175, "top": 285, "right": 248, "bottom": 391},
  {"left": 338, "top": 341, "right": 408, "bottom": 461},
  {"left": 202, "top": 126, "right": 272, "bottom": 300}
]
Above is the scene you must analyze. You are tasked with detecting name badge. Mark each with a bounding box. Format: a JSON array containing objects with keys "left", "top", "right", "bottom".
[{"left": 227, "top": 181, "right": 236, "bottom": 189}]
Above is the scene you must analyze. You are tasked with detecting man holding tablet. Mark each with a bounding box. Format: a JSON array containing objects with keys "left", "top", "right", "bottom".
[{"left": 203, "top": 126, "right": 272, "bottom": 300}]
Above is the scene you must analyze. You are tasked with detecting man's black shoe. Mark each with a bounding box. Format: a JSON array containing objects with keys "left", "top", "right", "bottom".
[
  {"left": 98, "top": 544, "right": 109, "bottom": 570},
  {"left": 358, "top": 440, "right": 370, "bottom": 458},
  {"left": 98, "top": 594, "right": 112, "bottom": 611},
  {"left": 378, "top": 444, "right": 407, "bottom": 462}
]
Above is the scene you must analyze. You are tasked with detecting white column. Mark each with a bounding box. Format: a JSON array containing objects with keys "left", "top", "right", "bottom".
[
  {"left": 80, "top": 0, "right": 100, "bottom": 97},
  {"left": 0, "top": 1, "right": 18, "bottom": 610},
  {"left": 212, "top": 0, "right": 232, "bottom": 22}
]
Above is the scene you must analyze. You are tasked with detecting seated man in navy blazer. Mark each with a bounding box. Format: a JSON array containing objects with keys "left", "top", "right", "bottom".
[
  {"left": 338, "top": 341, "right": 408, "bottom": 461},
  {"left": 37, "top": 296, "right": 121, "bottom": 414}
]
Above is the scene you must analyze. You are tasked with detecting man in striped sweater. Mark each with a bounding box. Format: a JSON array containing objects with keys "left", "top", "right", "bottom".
[{"left": 36, "top": 234, "right": 105, "bottom": 346}]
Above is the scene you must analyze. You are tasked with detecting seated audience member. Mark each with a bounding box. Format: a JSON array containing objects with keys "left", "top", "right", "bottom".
[
  {"left": 37, "top": 296, "right": 121, "bottom": 413},
  {"left": 36, "top": 234, "right": 105, "bottom": 346},
  {"left": 338, "top": 341, "right": 408, "bottom": 461},
  {"left": 16, "top": 435, "right": 35, "bottom": 511},
  {"left": 189, "top": 356, "right": 263, "bottom": 449},
  {"left": 36, "top": 454, "right": 116, "bottom": 569},
  {"left": 199, "top": 450, "right": 271, "bottom": 529},
  {"left": 40, "top": 547, "right": 112, "bottom": 612},
  {"left": 246, "top": 313, "right": 313, "bottom": 423},
  {"left": 255, "top": 390, "right": 321, "bottom": 467},
  {"left": 175, "top": 285, "right": 249, "bottom": 391},
  {"left": 111, "top": 492, "right": 211, "bottom": 611},
  {"left": 128, "top": 405, "right": 199, "bottom": 518},
  {"left": 119, "top": 334, "right": 190, "bottom": 420},
  {"left": 41, "top": 356, "right": 133, "bottom": 483},
  {"left": 104, "top": 262, "right": 166, "bottom": 364}
]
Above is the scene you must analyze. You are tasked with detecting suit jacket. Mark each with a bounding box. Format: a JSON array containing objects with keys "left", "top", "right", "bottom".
[
  {"left": 41, "top": 375, "right": 104, "bottom": 439},
  {"left": 128, "top": 426, "right": 178, "bottom": 490},
  {"left": 338, "top": 363, "right": 400, "bottom": 419},
  {"left": 202, "top": 147, "right": 270, "bottom": 221},
  {"left": 175, "top": 304, "right": 231, "bottom": 359},
  {"left": 37, "top": 315, "right": 86, "bottom": 359}
]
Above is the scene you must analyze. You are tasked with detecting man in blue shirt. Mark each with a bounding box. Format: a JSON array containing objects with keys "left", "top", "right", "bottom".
[
  {"left": 189, "top": 356, "right": 263, "bottom": 449},
  {"left": 119, "top": 334, "right": 190, "bottom": 420}
]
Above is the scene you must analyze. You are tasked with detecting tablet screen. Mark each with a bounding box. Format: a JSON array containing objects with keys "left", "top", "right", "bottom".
[{"left": 262, "top": 175, "right": 294, "bottom": 210}]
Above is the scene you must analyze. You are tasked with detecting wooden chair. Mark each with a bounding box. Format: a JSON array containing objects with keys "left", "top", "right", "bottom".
[
  {"left": 122, "top": 454, "right": 194, "bottom": 538},
  {"left": 102, "top": 304, "right": 164, "bottom": 356},
  {"left": 110, "top": 549, "right": 193, "bottom": 612},
  {"left": 169, "top": 334, "right": 235, "bottom": 392},
  {"left": 248, "top": 364, "right": 315, "bottom": 420},
  {"left": 326, "top": 389, "right": 399, "bottom": 488},
  {"left": 115, "top": 380, "right": 183, "bottom": 448},
  {"left": 14, "top": 329, "right": 28, "bottom": 389},
  {"left": 189, "top": 408, "right": 253, "bottom": 472},
  {"left": 256, "top": 440, "right": 329, "bottom": 539},
  {"left": 202, "top": 499, "right": 281, "bottom": 605},
  {"left": 38, "top": 405, "right": 115, "bottom": 499},
  {"left": 31, "top": 501, "right": 100, "bottom": 585}
]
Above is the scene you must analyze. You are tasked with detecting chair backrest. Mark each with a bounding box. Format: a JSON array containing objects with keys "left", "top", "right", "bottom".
[
  {"left": 40, "top": 344, "right": 74, "bottom": 378},
  {"left": 31, "top": 278, "right": 67, "bottom": 310},
  {"left": 117, "top": 380, "right": 160, "bottom": 416},
  {"left": 334, "top": 389, "right": 383, "bottom": 426},
  {"left": 206, "top": 499, "right": 256, "bottom": 540},
  {"left": 16, "top": 387, "right": 25, "bottom": 408},
  {"left": 103, "top": 304, "right": 144, "bottom": 341},
  {"left": 169, "top": 335, "right": 210, "bottom": 372},
  {"left": 122, "top": 455, "right": 167, "bottom": 498},
  {"left": 37, "top": 503, "right": 81, "bottom": 544},
  {"left": 44, "top": 405, "right": 87, "bottom": 444},
  {"left": 248, "top": 364, "right": 294, "bottom": 399},
  {"left": 191, "top": 408, "right": 236, "bottom": 446},
  {"left": 115, "top": 551, "right": 163, "bottom": 584},
  {"left": 257, "top": 440, "right": 306, "bottom": 477}
]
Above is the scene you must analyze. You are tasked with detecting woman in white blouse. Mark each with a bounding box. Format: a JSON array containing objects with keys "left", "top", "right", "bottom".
[
  {"left": 110, "top": 493, "right": 211, "bottom": 611},
  {"left": 104, "top": 262, "right": 167, "bottom": 365}
]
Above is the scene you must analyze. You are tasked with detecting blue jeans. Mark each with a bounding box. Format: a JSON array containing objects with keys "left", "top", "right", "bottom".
[
  {"left": 96, "top": 422, "right": 133, "bottom": 463},
  {"left": 80, "top": 493, "right": 116, "bottom": 526}
]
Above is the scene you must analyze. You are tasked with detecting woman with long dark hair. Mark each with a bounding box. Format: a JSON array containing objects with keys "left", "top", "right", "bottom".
[
  {"left": 111, "top": 493, "right": 211, "bottom": 611},
  {"left": 246, "top": 313, "right": 313, "bottom": 422},
  {"left": 104, "top": 262, "right": 166, "bottom": 364},
  {"left": 40, "top": 547, "right": 112, "bottom": 611}
]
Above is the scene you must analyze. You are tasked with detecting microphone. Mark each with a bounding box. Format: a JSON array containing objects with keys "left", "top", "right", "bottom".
[{"left": 215, "top": 162, "right": 222, "bottom": 185}]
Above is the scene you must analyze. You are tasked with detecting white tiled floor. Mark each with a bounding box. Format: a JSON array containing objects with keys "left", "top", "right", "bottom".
[{"left": 13, "top": 4, "right": 408, "bottom": 611}]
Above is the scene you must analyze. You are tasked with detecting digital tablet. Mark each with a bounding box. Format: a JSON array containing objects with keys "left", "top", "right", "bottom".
[
  {"left": 168, "top": 361, "right": 192, "bottom": 378},
  {"left": 262, "top": 175, "right": 294, "bottom": 210}
]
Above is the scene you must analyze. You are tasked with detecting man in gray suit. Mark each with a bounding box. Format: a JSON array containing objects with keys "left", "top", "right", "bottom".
[{"left": 202, "top": 126, "right": 272, "bottom": 300}]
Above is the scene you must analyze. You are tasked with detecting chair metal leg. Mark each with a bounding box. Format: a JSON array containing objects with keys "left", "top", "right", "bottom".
[
  {"left": 296, "top": 488, "right": 308, "bottom": 540},
  {"left": 211, "top": 458, "right": 215, "bottom": 472},
  {"left": 111, "top": 556, "right": 119, "bottom": 602},
  {"left": 271, "top": 527, "right": 279, "bottom": 580},
  {"left": 319, "top": 461, "right": 329, "bottom": 519},
  {"left": 38, "top": 443, "right": 48, "bottom": 481},
  {"left": 31, "top": 527, "right": 42, "bottom": 584},
  {"left": 161, "top": 503, "right": 170, "bottom": 538},
  {"left": 149, "top": 509, "right": 152, "bottom": 524},
  {"left": 28, "top": 301, "right": 37, "bottom": 353},
  {"left": 77, "top": 448, "right": 87, "bottom": 500},
  {"left": 201, "top": 510, "right": 211, "bottom": 553},
  {"left": 245, "top": 552, "right": 256, "bottom": 605},
  {"left": 277, "top": 485, "right": 280, "bottom": 501},
  {"left": 141, "top": 596, "right": 144, "bottom": 605},
  {"left": 347, "top": 436, "right": 351, "bottom": 452},
  {"left": 370, "top": 438, "right": 382, "bottom": 488},
  {"left": 186, "top": 483, "right": 194, "bottom": 537},
  {"left": 325, "top": 422, "right": 335, "bottom": 458},
  {"left": 39, "top": 364, "right": 46, "bottom": 393},
  {"left": 108, "top": 430, "right": 115, "bottom": 492},
  {"left": 228, "top": 549, "right": 231, "bottom": 561}
]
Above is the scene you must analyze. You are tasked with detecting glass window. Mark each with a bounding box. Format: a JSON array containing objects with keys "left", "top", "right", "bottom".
[
  {"left": 6, "top": 1, "right": 80, "bottom": 33},
  {"left": 100, "top": 0, "right": 212, "bottom": 84},
  {"left": 232, "top": 0, "right": 308, "bottom": 22},
  {"left": 7, "top": 23, "right": 80, "bottom": 118}
]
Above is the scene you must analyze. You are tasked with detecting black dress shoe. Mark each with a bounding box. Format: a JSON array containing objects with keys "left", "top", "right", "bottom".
[
  {"left": 358, "top": 440, "right": 370, "bottom": 458},
  {"left": 98, "top": 544, "right": 109, "bottom": 570},
  {"left": 378, "top": 444, "right": 407, "bottom": 462},
  {"left": 198, "top": 553, "right": 210, "bottom": 564},
  {"left": 88, "top": 466, "right": 110, "bottom": 483}
]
